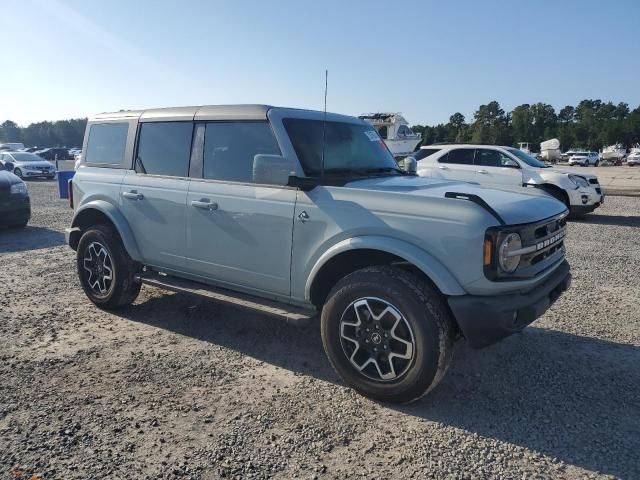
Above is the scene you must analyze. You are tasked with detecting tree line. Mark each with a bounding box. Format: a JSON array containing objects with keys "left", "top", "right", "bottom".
[
  {"left": 0, "top": 118, "right": 87, "bottom": 148},
  {"left": 411, "top": 99, "right": 640, "bottom": 152},
  {"left": 3, "top": 99, "right": 640, "bottom": 153}
]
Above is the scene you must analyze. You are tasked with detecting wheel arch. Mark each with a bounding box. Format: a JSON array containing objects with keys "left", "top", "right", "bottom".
[
  {"left": 70, "top": 201, "right": 142, "bottom": 261},
  {"left": 306, "top": 236, "right": 465, "bottom": 308},
  {"left": 539, "top": 183, "right": 570, "bottom": 208}
]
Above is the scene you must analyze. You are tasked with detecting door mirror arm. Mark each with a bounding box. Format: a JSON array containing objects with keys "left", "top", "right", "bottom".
[{"left": 287, "top": 175, "right": 320, "bottom": 191}]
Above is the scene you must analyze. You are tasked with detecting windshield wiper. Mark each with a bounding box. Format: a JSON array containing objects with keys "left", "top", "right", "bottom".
[
  {"left": 322, "top": 168, "right": 370, "bottom": 176},
  {"left": 363, "top": 166, "right": 407, "bottom": 176},
  {"left": 323, "top": 166, "right": 406, "bottom": 177}
]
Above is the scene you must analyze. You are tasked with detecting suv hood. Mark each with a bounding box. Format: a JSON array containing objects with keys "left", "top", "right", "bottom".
[
  {"left": 543, "top": 167, "right": 597, "bottom": 180},
  {"left": 346, "top": 176, "right": 566, "bottom": 225}
]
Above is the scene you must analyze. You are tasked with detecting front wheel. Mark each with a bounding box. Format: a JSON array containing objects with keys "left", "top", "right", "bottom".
[
  {"left": 77, "top": 224, "right": 141, "bottom": 309},
  {"left": 13, "top": 168, "right": 23, "bottom": 178},
  {"left": 321, "top": 265, "right": 455, "bottom": 403}
]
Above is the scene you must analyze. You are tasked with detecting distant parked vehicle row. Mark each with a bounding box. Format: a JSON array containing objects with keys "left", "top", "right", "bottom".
[
  {"left": 0, "top": 142, "right": 25, "bottom": 151},
  {"left": 34, "top": 147, "right": 74, "bottom": 161}
]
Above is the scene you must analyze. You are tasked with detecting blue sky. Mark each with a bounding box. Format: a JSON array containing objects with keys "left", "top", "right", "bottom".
[{"left": 2, "top": 0, "right": 639, "bottom": 126}]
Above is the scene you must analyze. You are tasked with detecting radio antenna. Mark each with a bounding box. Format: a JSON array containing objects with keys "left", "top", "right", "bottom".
[{"left": 320, "top": 69, "right": 328, "bottom": 179}]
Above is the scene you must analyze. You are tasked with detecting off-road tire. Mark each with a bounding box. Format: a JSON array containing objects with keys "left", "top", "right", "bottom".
[
  {"left": 77, "top": 224, "right": 141, "bottom": 309},
  {"left": 321, "top": 265, "right": 455, "bottom": 404}
]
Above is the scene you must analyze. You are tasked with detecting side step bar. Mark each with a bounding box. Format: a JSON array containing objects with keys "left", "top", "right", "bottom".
[{"left": 135, "top": 271, "right": 316, "bottom": 324}]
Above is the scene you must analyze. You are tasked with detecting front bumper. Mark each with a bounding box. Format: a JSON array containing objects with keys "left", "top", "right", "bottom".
[
  {"left": 22, "top": 170, "right": 56, "bottom": 177},
  {"left": 0, "top": 195, "right": 31, "bottom": 226},
  {"left": 448, "top": 260, "right": 571, "bottom": 348},
  {"left": 567, "top": 186, "right": 603, "bottom": 211}
]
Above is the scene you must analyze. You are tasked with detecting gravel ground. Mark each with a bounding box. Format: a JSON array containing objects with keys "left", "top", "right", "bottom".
[{"left": 1, "top": 180, "right": 638, "bottom": 480}]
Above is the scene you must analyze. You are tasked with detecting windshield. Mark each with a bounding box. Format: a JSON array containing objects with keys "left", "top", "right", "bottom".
[
  {"left": 572, "top": 152, "right": 588, "bottom": 156},
  {"left": 10, "top": 152, "right": 44, "bottom": 162},
  {"left": 507, "top": 148, "right": 549, "bottom": 168},
  {"left": 283, "top": 118, "right": 399, "bottom": 177}
]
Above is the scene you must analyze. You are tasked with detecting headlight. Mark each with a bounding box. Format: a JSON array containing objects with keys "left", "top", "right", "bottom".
[
  {"left": 568, "top": 174, "right": 589, "bottom": 188},
  {"left": 498, "top": 233, "right": 522, "bottom": 273},
  {"left": 10, "top": 182, "right": 27, "bottom": 195}
]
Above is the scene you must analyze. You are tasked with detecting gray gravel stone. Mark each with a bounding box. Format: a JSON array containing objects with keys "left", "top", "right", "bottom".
[{"left": 0, "top": 181, "right": 638, "bottom": 479}]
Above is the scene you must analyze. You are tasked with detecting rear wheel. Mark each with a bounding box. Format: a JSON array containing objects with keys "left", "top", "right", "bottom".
[
  {"left": 321, "top": 265, "right": 455, "bottom": 403},
  {"left": 77, "top": 224, "right": 141, "bottom": 309}
]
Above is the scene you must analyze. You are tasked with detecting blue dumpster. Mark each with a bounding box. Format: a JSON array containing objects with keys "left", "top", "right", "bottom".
[{"left": 57, "top": 171, "right": 75, "bottom": 199}]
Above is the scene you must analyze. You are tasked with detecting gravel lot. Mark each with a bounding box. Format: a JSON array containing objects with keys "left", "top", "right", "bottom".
[{"left": 1, "top": 181, "right": 638, "bottom": 479}]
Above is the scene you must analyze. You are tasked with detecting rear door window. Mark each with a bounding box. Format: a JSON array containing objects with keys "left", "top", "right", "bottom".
[
  {"left": 439, "top": 148, "right": 475, "bottom": 165},
  {"left": 136, "top": 122, "right": 193, "bottom": 177},
  {"left": 84, "top": 122, "right": 129, "bottom": 165},
  {"left": 475, "top": 149, "right": 503, "bottom": 167}
]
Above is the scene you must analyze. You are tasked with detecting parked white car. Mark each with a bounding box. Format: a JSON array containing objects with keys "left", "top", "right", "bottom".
[
  {"left": 626, "top": 149, "right": 640, "bottom": 166},
  {"left": 568, "top": 151, "right": 599, "bottom": 166},
  {"left": 0, "top": 151, "right": 57, "bottom": 179},
  {"left": 414, "top": 144, "right": 604, "bottom": 216}
]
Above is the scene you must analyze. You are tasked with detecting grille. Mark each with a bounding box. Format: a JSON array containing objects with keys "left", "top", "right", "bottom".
[{"left": 512, "top": 213, "right": 567, "bottom": 278}]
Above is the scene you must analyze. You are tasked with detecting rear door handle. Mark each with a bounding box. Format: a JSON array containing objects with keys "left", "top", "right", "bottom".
[
  {"left": 438, "top": 165, "right": 449, "bottom": 170},
  {"left": 122, "top": 191, "right": 144, "bottom": 200},
  {"left": 477, "top": 169, "right": 488, "bottom": 174},
  {"left": 191, "top": 199, "right": 218, "bottom": 211}
]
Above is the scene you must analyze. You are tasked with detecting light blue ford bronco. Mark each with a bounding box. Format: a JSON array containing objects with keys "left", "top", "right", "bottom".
[{"left": 66, "top": 105, "right": 571, "bottom": 403}]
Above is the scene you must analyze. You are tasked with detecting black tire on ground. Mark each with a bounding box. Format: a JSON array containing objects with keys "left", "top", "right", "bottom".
[
  {"left": 76, "top": 224, "right": 141, "bottom": 309},
  {"left": 321, "top": 265, "right": 455, "bottom": 404},
  {"left": 594, "top": 160, "right": 599, "bottom": 167},
  {"left": 13, "top": 168, "right": 23, "bottom": 178}
]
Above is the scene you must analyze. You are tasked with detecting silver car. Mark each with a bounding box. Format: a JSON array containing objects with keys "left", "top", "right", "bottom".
[
  {"left": 0, "top": 151, "right": 57, "bottom": 179},
  {"left": 66, "top": 104, "right": 571, "bottom": 403}
]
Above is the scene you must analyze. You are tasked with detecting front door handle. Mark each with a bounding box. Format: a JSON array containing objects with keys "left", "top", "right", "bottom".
[
  {"left": 123, "top": 191, "right": 144, "bottom": 200},
  {"left": 438, "top": 165, "right": 449, "bottom": 170},
  {"left": 191, "top": 199, "right": 219, "bottom": 211},
  {"left": 477, "top": 169, "right": 488, "bottom": 174}
]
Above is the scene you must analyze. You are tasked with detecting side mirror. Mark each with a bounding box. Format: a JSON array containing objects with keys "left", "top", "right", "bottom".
[
  {"left": 503, "top": 159, "right": 519, "bottom": 168},
  {"left": 252, "top": 154, "right": 297, "bottom": 186},
  {"left": 398, "top": 156, "right": 417, "bottom": 174}
]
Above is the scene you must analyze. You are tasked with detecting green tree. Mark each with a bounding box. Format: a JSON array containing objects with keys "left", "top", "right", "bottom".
[
  {"left": 511, "top": 104, "right": 533, "bottom": 144},
  {"left": 0, "top": 120, "right": 23, "bottom": 143}
]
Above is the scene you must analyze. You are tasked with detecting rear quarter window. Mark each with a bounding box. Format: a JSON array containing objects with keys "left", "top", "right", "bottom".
[{"left": 84, "top": 123, "right": 129, "bottom": 165}]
